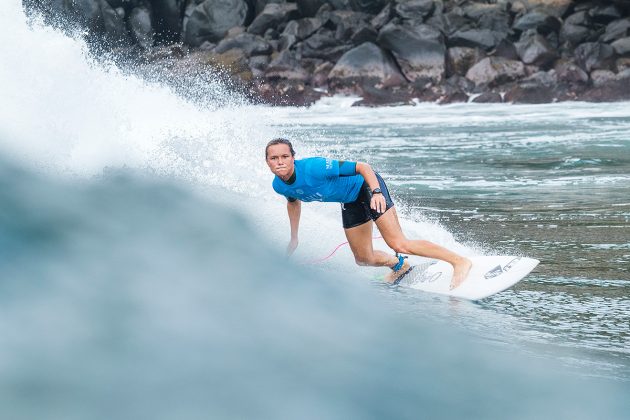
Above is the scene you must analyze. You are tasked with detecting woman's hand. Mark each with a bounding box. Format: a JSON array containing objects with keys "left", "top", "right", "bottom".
[
  {"left": 287, "top": 238, "right": 299, "bottom": 256},
  {"left": 370, "top": 194, "right": 387, "bottom": 214}
]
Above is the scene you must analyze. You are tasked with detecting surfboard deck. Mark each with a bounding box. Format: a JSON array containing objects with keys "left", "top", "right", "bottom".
[{"left": 397, "top": 255, "right": 539, "bottom": 300}]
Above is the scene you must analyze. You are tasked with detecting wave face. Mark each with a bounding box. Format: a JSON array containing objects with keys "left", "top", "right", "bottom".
[{"left": 1, "top": 2, "right": 629, "bottom": 418}]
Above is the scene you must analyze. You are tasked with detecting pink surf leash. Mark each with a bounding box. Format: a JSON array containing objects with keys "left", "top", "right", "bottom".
[{"left": 303, "top": 236, "right": 383, "bottom": 265}]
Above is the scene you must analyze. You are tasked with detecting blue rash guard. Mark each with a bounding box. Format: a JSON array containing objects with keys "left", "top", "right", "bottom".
[{"left": 272, "top": 157, "right": 364, "bottom": 203}]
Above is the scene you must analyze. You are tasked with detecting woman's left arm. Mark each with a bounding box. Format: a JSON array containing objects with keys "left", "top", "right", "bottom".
[{"left": 355, "top": 162, "right": 386, "bottom": 213}]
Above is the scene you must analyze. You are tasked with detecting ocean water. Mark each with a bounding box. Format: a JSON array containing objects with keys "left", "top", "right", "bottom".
[{"left": 1, "top": 2, "right": 629, "bottom": 419}]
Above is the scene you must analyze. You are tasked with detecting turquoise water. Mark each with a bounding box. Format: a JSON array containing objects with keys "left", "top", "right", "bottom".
[{"left": 1, "top": 3, "right": 629, "bottom": 418}]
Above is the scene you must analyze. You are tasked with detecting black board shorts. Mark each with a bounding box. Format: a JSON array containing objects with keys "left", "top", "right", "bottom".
[{"left": 341, "top": 173, "right": 394, "bottom": 229}]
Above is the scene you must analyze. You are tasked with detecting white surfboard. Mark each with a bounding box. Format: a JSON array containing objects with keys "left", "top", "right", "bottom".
[{"left": 399, "top": 255, "right": 539, "bottom": 300}]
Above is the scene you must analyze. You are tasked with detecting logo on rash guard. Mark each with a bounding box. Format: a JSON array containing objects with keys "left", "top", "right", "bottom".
[{"left": 326, "top": 158, "right": 333, "bottom": 170}]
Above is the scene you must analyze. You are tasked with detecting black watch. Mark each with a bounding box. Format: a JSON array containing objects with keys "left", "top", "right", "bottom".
[{"left": 372, "top": 187, "right": 382, "bottom": 195}]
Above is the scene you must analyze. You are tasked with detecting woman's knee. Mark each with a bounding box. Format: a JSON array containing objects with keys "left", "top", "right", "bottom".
[
  {"left": 389, "top": 239, "right": 412, "bottom": 255},
  {"left": 354, "top": 254, "right": 374, "bottom": 266}
]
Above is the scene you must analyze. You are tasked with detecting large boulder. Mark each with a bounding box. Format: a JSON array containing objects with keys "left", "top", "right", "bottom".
[
  {"left": 296, "top": 0, "right": 327, "bottom": 17},
  {"left": 554, "top": 60, "right": 589, "bottom": 84},
  {"left": 248, "top": 2, "right": 299, "bottom": 36},
  {"left": 377, "top": 23, "right": 446, "bottom": 84},
  {"left": 328, "top": 42, "right": 407, "bottom": 89},
  {"left": 560, "top": 23, "right": 591, "bottom": 45},
  {"left": 279, "top": 17, "right": 323, "bottom": 49},
  {"left": 525, "top": 0, "right": 573, "bottom": 18},
  {"left": 574, "top": 42, "right": 615, "bottom": 72},
  {"left": 515, "top": 34, "right": 558, "bottom": 68},
  {"left": 301, "top": 29, "right": 353, "bottom": 61},
  {"left": 184, "top": 0, "right": 250, "bottom": 47},
  {"left": 588, "top": 4, "right": 622, "bottom": 25},
  {"left": 102, "top": 4, "right": 131, "bottom": 45},
  {"left": 465, "top": 57, "right": 526, "bottom": 87}
]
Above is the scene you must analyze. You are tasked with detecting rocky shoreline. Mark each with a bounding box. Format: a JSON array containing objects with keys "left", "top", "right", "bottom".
[{"left": 25, "top": 0, "right": 630, "bottom": 106}]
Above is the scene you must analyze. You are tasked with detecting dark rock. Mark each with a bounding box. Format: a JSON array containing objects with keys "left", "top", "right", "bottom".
[
  {"left": 279, "top": 18, "right": 323, "bottom": 49},
  {"left": 312, "top": 61, "right": 334, "bottom": 88},
  {"left": 254, "top": 80, "right": 323, "bottom": 106},
  {"left": 394, "top": 0, "right": 435, "bottom": 21},
  {"left": 129, "top": 6, "right": 154, "bottom": 49},
  {"left": 611, "top": 37, "right": 630, "bottom": 56},
  {"left": 449, "top": 29, "right": 503, "bottom": 51},
  {"left": 524, "top": 70, "right": 558, "bottom": 87},
  {"left": 560, "top": 23, "right": 591, "bottom": 45},
  {"left": 617, "top": 57, "right": 630, "bottom": 72},
  {"left": 377, "top": 23, "right": 446, "bottom": 84},
  {"left": 249, "top": 54, "right": 270, "bottom": 77},
  {"left": 590, "top": 69, "right": 617, "bottom": 87},
  {"left": 472, "top": 92, "right": 502, "bottom": 103},
  {"left": 446, "top": 47, "right": 484, "bottom": 77},
  {"left": 532, "top": 0, "right": 573, "bottom": 18},
  {"left": 574, "top": 42, "right": 615, "bottom": 72},
  {"left": 351, "top": 86, "right": 415, "bottom": 107},
  {"left": 350, "top": 24, "right": 378, "bottom": 45},
  {"left": 204, "top": 48, "right": 253, "bottom": 81},
  {"left": 265, "top": 50, "right": 310, "bottom": 81},
  {"left": 102, "top": 5, "right": 130, "bottom": 45},
  {"left": 513, "top": 11, "right": 561, "bottom": 35},
  {"left": 68, "top": 0, "right": 104, "bottom": 32},
  {"left": 328, "top": 42, "right": 407, "bottom": 90},
  {"left": 578, "top": 73, "right": 630, "bottom": 102},
  {"left": 491, "top": 39, "right": 519, "bottom": 61},
  {"left": 248, "top": 3, "right": 299, "bottom": 36},
  {"left": 478, "top": 10, "right": 511, "bottom": 35},
  {"left": 504, "top": 83, "right": 555, "bottom": 104},
  {"left": 589, "top": 4, "right": 622, "bottom": 25},
  {"left": 554, "top": 60, "right": 589, "bottom": 84},
  {"left": 437, "top": 90, "right": 469, "bottom": 105},
  {"left": 184, "top": 0, "right": 250, "bottom": 47},
  {"left": 601, "top": 18, "right": 630, "bottom": 43},
  {"left": 301, "top": 29, "right": 353, "bottom": 61},
  {"left": 442, "top": 11, "right": 472, "bottom": 36},
  {"left": 297, "top": 0, "right": 327, "bottom": 17},
  {"left": 462, "top": 3, "right": 502, "bottom": 20},
  {"left": 515, "top": 34, "right": 558, "bottom": 68},
  {"left": 371, "top": 2, "right": 393, "bottom": 30},
  {"left": 565, "top": 11, "right": 591, "bottom": 27},
  {"left": 465, "top": 57, "right": 526, "bottom": 87},
  {"left": 215, "top": 33, "right": 272, "bottom": 56},
  {"left": 152, "top": 0, "right": 185, "bottom": 42},
  {"left": 348, "top": 0, "right": 387, "bottom": 15}
]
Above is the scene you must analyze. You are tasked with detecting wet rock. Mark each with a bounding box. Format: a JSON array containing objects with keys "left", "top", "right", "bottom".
[
  {"left": 248, "top": 54, "right": 271, "bottom": 77},
  {"left": 574, "top": 42, "right": 615, "bottom": 72},
  {"left": 449, "top": 29, "right": 503, "bottom": 51},
  {"left": 351, "top": 85, "right": 415, "bottom": 107},
  {"left": 565, "top": 11, "right": 591, "bottom": 27},
  {"left": 394, "top": 0, "right": 435, "bottom": 21},
  {"left": 465, "top": 57, "right": 526, "bottom": 87},
  {"left": 254, "top": 80, "right": 323, "bottom": 106},
  {"left": 442, "top": 10, "right": 472, "bottom": 36},
  {"left": 601, "top": 18, "right": 630, "bottom": 43},
  {"left": 328, "top": 42, "right": 407, "bottom": 90},
  {"left": 265, "top": 50, "right": 310, "bottom": 82},
  {"left": 504, "top": 83, "right": 555, "bottom": 104},
  {"left": 377, "top": 23, "right": 446, "bottom": 84},
  {"left": 446, "top": 47, "right": 484, "bottom": 77},
  {"left": 617, "top": 57, "right": 630, "bottom": 72},
  {"left": 513, "top": 11, "right": 561, "bottom": 35},
  {"left": 350, "top": 24, "right": 378, "bottom": 45},
  {"left": 184, "top": 0, "right": 250, "bottom": 46},
  {"left": 532, "top": 0, "right": 573, "bottom": 18},
  {"left": 301, "top": 28, "right": 353, "bottom": 61},
  {"left": 349, "top": 0, "right": 387, "bottom": 15},
  {"left": 204, "top": 48, "right": 253, "bottom": 81},
  {"left": 515, "top": 34, "right": 558, "bottom": 68},
  {"left": 280, "top": 17, "right": 323, "bottom": 49},
  {"left": 472, "top": 92, "right": 502, "bottom": 103},
  {"left": 579, "top": 72, "right": 630, "bottom": 102},
  {"left": 611, "top": 37, "right": 630, "bottom": 56},
  {"left": 492, "top": 39, "right": 519, "bottom": 61},
  {"left": 129, "top": 6, "right": 154, "bottom": 49},
  {"left": 215, "top": 33, "right": 272, "bottom": 56},
  {"left": 248, "top": 3, "right": 299, "bottom": 36},
  {"left": 102, "top": 5, "right": 130, "bottom": 45}
]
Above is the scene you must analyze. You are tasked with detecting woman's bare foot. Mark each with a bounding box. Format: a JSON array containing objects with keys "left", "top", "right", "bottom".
[
  {"left": 385, "top": 260, "right": 412, "bottom": 283},
  {"left": 449, "top": 257, "right": 473, "bottom": 290}
]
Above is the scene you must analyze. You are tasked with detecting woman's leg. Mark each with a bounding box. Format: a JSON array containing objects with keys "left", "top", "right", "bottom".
[
  {"left": 344, "top": 220, "right": 399, "bottom": 268},
  {"left": 375, "top": 207, "right": 472, "bottom": 289}
]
